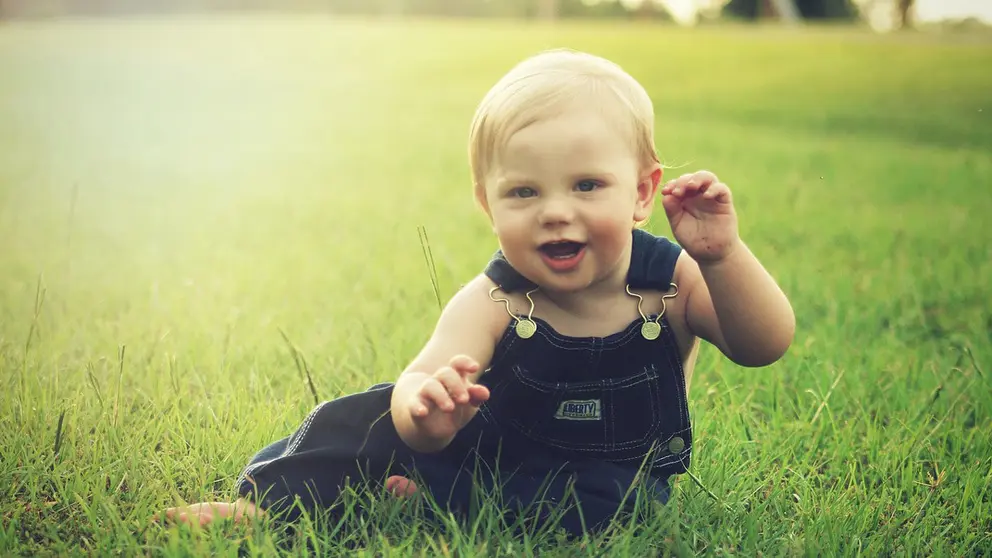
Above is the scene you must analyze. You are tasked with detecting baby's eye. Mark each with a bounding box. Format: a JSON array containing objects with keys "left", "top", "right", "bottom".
[
  {"left": 511, "top": 187, "right": 537, "bottom": 198},
  {"left": 575, "top": 180, "right": 601, "bottom": 192}
]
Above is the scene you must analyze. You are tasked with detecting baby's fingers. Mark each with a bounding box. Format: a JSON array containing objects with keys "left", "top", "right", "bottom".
[
  {"left": 434, "top": 366, "right": 470, "bottom": 404},
  {"left": 682, "top": 172, "right": 718, "bottom": 196},
  {"left": 466, "top": 384, "right": 490, "bottom": 406},
  {"left": 664, "top": 171, "right": 719, "bottom": 197},
  {"left": 702, "top": 182, "right": 731, "bottom": 202},
  {"left": 448, "top": 354, "right": 480, "bottom": 377},
  {"left": 417, "top": 378, "right": 455, "bottom": 414},
  {"left": 664, "top": 173, "right": 693, "bottom": 196}
]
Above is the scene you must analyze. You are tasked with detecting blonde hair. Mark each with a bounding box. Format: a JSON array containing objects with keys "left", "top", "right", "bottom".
[{"left": 468, "top": 48, "right": 660, "bottom": 190}]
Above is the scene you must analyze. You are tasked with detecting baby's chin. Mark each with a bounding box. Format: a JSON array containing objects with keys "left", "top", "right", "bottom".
[{"left": 526, "top": 269, "right": 605, "bottom": 294}]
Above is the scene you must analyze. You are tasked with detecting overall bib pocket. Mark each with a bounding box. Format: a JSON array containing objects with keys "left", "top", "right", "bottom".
[{"left": 504, "top": 364, "right": 664, "bottom": 453}]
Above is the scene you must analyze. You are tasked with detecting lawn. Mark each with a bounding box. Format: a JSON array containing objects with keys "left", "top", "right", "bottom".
[{"left": 1, "top": 14, "right": 990, "bottom": 556}]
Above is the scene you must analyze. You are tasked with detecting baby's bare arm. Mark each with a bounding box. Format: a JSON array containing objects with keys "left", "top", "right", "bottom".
[
  {"left": 660, "top": 171, "right": 795, "bottom": 367},
  {"left": 678, "top": 243, "right": 795, "bottom": 367},
  {"left": 391, "top": 274, "right": 507, "bottom": 453}
]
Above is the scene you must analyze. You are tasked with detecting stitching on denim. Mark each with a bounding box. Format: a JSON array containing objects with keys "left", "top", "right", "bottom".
[
  {"left": 513, "top": 365, "right": 655, "bottom": 392},
  {"left": 507, "top": 364, "right": 664, "bottom": 451},
  {"left": 482, "top": 309, "right": 692, "bottom": 468},
  {"left": 604, "top": 379, "right": 613, "bottom": 447},
  {"left": 236, "top": 460, "right": 270, "bottom": 489},
  {"left": 535, "top": 331, "right": 590, "bottom": 351},
  {"left": 660, "top": 319, "right": 688, "bottom": 428},
  {"left": 236, "top": 400, "right": 329, "bottom": 489},
  {"left": 523, "top": 316, "right": 645, "bottom": 350},
  {"left": 284, "top": 401, "right": 328, "bottom": 456},
  {"left": 607, "top": 385, "right": 615, "bottom": 451}
]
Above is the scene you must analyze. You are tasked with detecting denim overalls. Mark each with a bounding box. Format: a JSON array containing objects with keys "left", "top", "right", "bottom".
[{"left": 235, "top": 229, "right": 693, "bottom": 537}]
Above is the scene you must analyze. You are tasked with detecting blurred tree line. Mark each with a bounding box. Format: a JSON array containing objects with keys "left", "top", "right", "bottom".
[
  {"left": 725, "top": 0, "right": 855, "bottom": 19},
  {"left": 0, "top": 0, "right": 668, "bottom": 19},
  {"left": 0, "top": 0, "right": 903, "bottom": 25}
]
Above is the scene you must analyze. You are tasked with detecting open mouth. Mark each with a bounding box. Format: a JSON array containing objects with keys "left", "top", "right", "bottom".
[
  {"left": 537, "top": 241, "right": 587, "bottom": 272},
  {"left": 539, "top": 241, "right": 586, "bottom": 260}
]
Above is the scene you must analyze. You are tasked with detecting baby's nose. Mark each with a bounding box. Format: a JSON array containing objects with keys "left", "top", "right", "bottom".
[{"left": 538, "top": 199, "right": 575, "bottom": 225}]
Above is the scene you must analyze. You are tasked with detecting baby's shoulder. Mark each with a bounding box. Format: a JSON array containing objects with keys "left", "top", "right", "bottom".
[{"left": 446, "top": 274, "right": 516, "bottom": 338}]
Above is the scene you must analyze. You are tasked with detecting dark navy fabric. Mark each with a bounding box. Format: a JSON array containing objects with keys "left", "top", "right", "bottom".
[{"left": 235, "top": 229, "right": 691, "bottom": 536}]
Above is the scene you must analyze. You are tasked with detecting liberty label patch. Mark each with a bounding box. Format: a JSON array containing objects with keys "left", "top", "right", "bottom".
[{"left": 554, "top": 399, "right": 601, "bottom": 421}]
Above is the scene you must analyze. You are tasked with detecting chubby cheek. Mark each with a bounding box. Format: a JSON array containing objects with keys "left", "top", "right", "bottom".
[
  {"left": 586, "top": 214, "right": 632, "bottom": 258},
  {"left": 491, "top": 214, "right": 533, "bottom": 253}
]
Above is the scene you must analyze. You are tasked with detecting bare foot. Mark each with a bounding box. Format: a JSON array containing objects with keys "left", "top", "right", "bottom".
[
  {"left": 385, "top": 475, "right": 418, "bottom": 497},
  {"left": 156, "top": 499, "right": 262, "bottom": 527},
  {"left": 158, "top": 479, "right": 415, "bottom": 527}
]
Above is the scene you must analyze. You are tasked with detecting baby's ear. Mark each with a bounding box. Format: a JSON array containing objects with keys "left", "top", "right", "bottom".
[
  {"left": 634, "top": 164, "right": 662, "bottom": 222},
  {"left": 650, "top": 166, "right": 663, "bottom": 187}
]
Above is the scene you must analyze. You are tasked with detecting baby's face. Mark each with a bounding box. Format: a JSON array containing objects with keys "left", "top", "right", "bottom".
[{"left": 478, "top": 105, "right": 657, "bottom": 293}]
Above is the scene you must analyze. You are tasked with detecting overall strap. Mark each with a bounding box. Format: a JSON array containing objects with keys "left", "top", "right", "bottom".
[{"left": 627, "top": 228, "right": 682, "bottom": 290}]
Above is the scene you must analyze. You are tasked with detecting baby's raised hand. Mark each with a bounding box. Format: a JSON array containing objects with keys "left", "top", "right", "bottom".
[
  {"left": 406, "top": 355, "right": 490, "bottom": 443},
  {"left": 661, "top": 170, "right": 740, "bottom": 263}
]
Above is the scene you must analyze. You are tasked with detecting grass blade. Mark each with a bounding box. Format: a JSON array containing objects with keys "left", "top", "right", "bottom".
[
  {"left": 278, "top": 328, "right": 320, "bottom": 406},
  {"left": 112, "top": 345, "right": 125, "bottom": 428},
  {"left": 418, "top": 225, "right": 442, "bottom": 311}
]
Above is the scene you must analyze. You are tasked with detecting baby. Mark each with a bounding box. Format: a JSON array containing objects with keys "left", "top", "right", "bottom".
[{"left": 161, "top": 48, "right": 795, "bottom": 536}]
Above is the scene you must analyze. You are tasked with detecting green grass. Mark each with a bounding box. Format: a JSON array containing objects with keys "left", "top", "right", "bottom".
[{"left": 1, "top": 14, "right": 991, "bottom": 556}]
